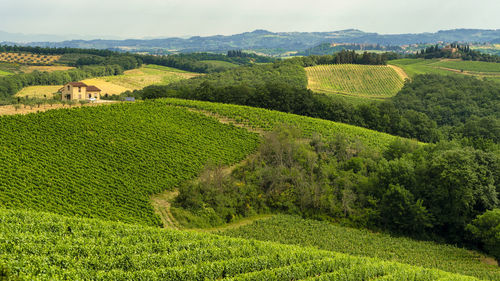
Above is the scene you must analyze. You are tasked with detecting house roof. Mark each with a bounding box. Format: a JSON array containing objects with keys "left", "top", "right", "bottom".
[
  {"left": 67, "top": 82, "right": 88, "bottom": 87},
  {"left": 86, "top": 85, "right": 101, "bottom": 92}
]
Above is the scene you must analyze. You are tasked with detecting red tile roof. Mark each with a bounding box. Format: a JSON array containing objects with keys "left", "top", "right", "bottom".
[
  {"left": 86, "top": 85, "right": 101, "bottom": 92},
  {"left": 67, "top": 82, "right": 88, "bottom": 87}
]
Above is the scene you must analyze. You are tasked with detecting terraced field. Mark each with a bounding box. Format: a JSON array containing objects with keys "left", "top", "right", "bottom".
[
  {"left": 0, "top": 101, "right": 259, "bottom": 226},
  {"left": 222, "top": 215, "right": 500, "bottom": 280},
  {"left": 0, "top": 208, "right": 479, "bottom": 280},
  {"left": 306, "top": 64, "right": 405, "bottom": 98},
  {"left": 388, "top": 59, "right": 500, "bottom": 83},
  {"left": 0, "top": 52, "right": 60, "bottom": 64}
]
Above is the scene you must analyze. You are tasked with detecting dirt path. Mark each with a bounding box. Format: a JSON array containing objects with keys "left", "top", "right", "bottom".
[
  {"left": 193, "top": 214, "right": 274, "bottom": 233},
  {"left": 388, "top": 64, "right": 410, "bottom": 80},
  {"left": 150, "top": 105, "right": 269, "bottom": 230},
  {"left": 0, "top": 100, "right": 117, "bottom": 116},
  {"left": 150, "top": 189, "right": 180, "bottom": 229}
]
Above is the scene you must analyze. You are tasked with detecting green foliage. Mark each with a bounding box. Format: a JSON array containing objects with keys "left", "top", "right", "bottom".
[
  {"left": 0, "top": 101, "right": 259, "bottom": 225},
  {"left": 467, "top": 209, "right": 500, "bottom": 262},
  {"left": 0, "top": 208, "right": 479, "bottom": 280},
  {"left": 222, "top": 215, "right": 500, "bottom": 280}
]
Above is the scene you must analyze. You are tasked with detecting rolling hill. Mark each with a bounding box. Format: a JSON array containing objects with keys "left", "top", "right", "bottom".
[
  {"left": 0, "top": 208, "right": 480, "bottom": 280},
  {"left": 221, "top": 215, "right": 500, "bottom": 280},
  {"left": 0, "top": 101, "right": 259, "bottom": 225},
  {"left": 388, "top": 59, "right": 500, "bottom": 83},
  {"left": 15, "top": 64, "right": 199, "bottom": 98}
]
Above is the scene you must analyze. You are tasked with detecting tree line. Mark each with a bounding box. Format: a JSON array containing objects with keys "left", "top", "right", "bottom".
[{"left": 415, "top": 43, "right": 500, "bottom": 62}]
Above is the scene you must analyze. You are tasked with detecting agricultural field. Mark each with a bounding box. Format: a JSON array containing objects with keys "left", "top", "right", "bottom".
[
  {"left": 16, "top": 85, "right": 62, "bottom": 98},
  {"left": 0, "top": 52, "right": 60, "bottom": 64},
  {"left": 221, "top": 215, "right": 500, "bottom": 281},
  {"left": 388, "top": 58, "right": 500, "bottom": 82},
  {"left": 0, "top": 101, "right": 259, "bottom": 226},
  {"left": 161, "top": 98, "right": 408, "bottom": 150},
  {"left": 14, "top": 64, "right": 200, "bottom": 97},
  {"left": 0, "top": 69, "right": 12, "bottom": 76},
  {"left": 0, "top": 208, "right": 479, "bottom": 280},
  {"left": 306, "top": 64, "right": 405, "bottom": 98}
]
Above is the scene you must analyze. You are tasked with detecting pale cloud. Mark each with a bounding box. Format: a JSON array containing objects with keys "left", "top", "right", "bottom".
[{"left": 0, "top": 0, "right": 498, "bottom": 38}]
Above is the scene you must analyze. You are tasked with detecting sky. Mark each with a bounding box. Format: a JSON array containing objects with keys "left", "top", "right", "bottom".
[{"left": 1, "top": 0, "right": 499, "bottom": 39}]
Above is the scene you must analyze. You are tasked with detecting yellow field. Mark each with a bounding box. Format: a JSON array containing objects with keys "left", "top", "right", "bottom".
[
  {"left": 16, "top": 85, "right": 62, "bottom": 99},
  {"left": 15, "top": 65, "right": 200, "bottom": 97},
  {"left": 22, "top": 65, "right": 74, "bottom": 73},
  {"left": 0, "top": 52, "right": 60, "bottom": 64}
]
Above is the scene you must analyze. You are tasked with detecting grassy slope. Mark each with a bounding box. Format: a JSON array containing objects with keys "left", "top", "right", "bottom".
[
  {"left": 388, "top": 59, "right": 500, "bottom": 81},
  {"left": 0, "top": 208, "right": 478, "bottom": 281},
  {"left": 0, "top": 101, "right": 259, "bottom": 226},
  {"left": 306, "top": 64, "right": 405, "bottom": 98},
  {"left": 221, "top": 215, "right": 500, "bottom": 280},
  {"left": 14, "top": 64, "right": 200, "bottom": 98},
  {"left": 161, "top": 98, "right": 412, "bottom": 150},
  {"left": 0, "top": 69, "right": 12, "bottom": 76}
]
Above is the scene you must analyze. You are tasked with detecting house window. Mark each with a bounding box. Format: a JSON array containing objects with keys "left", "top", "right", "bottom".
[
  {"left": 95, "top": 94, "right": 97, "bottom": 98},
  {"left": 89, "top": 94, "right": 92, "bottom": 98},
  {"left": 78, "top": 87, "right": 81, "bottom": 93},
  {"left": 67, "top": 86, "right": 70, "bottom": 90}
]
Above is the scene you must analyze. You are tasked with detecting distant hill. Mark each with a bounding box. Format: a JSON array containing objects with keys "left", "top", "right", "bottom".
[{"left": 3, "top": 28, "right": 500, "bottom": 55}]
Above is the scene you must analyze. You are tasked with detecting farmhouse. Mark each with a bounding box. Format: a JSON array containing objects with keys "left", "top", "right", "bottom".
[{"left": 59, "top": 82, "right": 101, "bottom": 101}]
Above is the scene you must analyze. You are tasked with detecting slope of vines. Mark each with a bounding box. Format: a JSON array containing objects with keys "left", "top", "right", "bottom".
[
  {"left": 160, "top": 98, "right": 413, "bottom": 151},
  {"left": 222, "top": 215, "right": 500, "bottom": 280},
  {"left": 306, "top": 64, "right": 405, "bottom": 98},
  {"left": 0, "top": 101, "right": 259, "bottom": 226},
  {"left": 0, "top": 208, "right": 479, "bottom": 281}
]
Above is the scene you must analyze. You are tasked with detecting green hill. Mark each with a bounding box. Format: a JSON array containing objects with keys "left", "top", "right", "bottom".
[
  {"left": 221, "top": 215, "right": 500, "bottom": 280},
  {"left": 388, "top": 59, "right": 500, "bottom": 83},
  {"left": 0, "top": 101, "right": 259, "bottom": 226},
  {"left": 160, "top": 98, "right": 409, "bottom": 150},
  {"left": 0, "top": 208, "right": 479, "bottom": 280},
  {"left": 305, "top": 64, "right": 405, "bottom": 98}
]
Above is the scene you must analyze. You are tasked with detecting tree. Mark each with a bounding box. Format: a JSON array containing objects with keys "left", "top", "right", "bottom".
[{"left": 467, "top": 209, "right": 500, "bottom": 262}]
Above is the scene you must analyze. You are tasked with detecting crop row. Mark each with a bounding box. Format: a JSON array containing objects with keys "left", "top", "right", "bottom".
[
  {"left": 159, "top": 98, "right": 407, "bottom": 151},
  {"left": 221, "top": 215, "right": 500, "bottom": 281},
  {"left": 306, "top": 64, "right": 404, "bottom": 97},
  {"left": 0, "top": 101, "right": 260, "bottom": 225},
  {"left": 0, "top": 208, "right": 478, "bottom": 280}
]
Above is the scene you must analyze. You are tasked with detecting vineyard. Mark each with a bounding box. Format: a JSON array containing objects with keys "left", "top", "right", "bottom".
[
  {"left": 0, "top": 101, "right": 259, "bottom": 226},
  {"left": 0, "top": 208, "right": 479, "bottom": 280},
  {"left": 305, "top": 64, "right": 405, "bottom": 98},
  {"left": 221, "top": 215, "right": 500, "bottom": 280},
  {"left": 160, "top": 98, "right": 411, "bottom": 150},
  {"left": 0, "top": 52, "right": 60, "bottom": 64}
]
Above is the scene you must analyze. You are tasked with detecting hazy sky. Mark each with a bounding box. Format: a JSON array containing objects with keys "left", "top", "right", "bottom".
[{"left": 1, "top": 0, "right": 499, "bottom": 38}]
